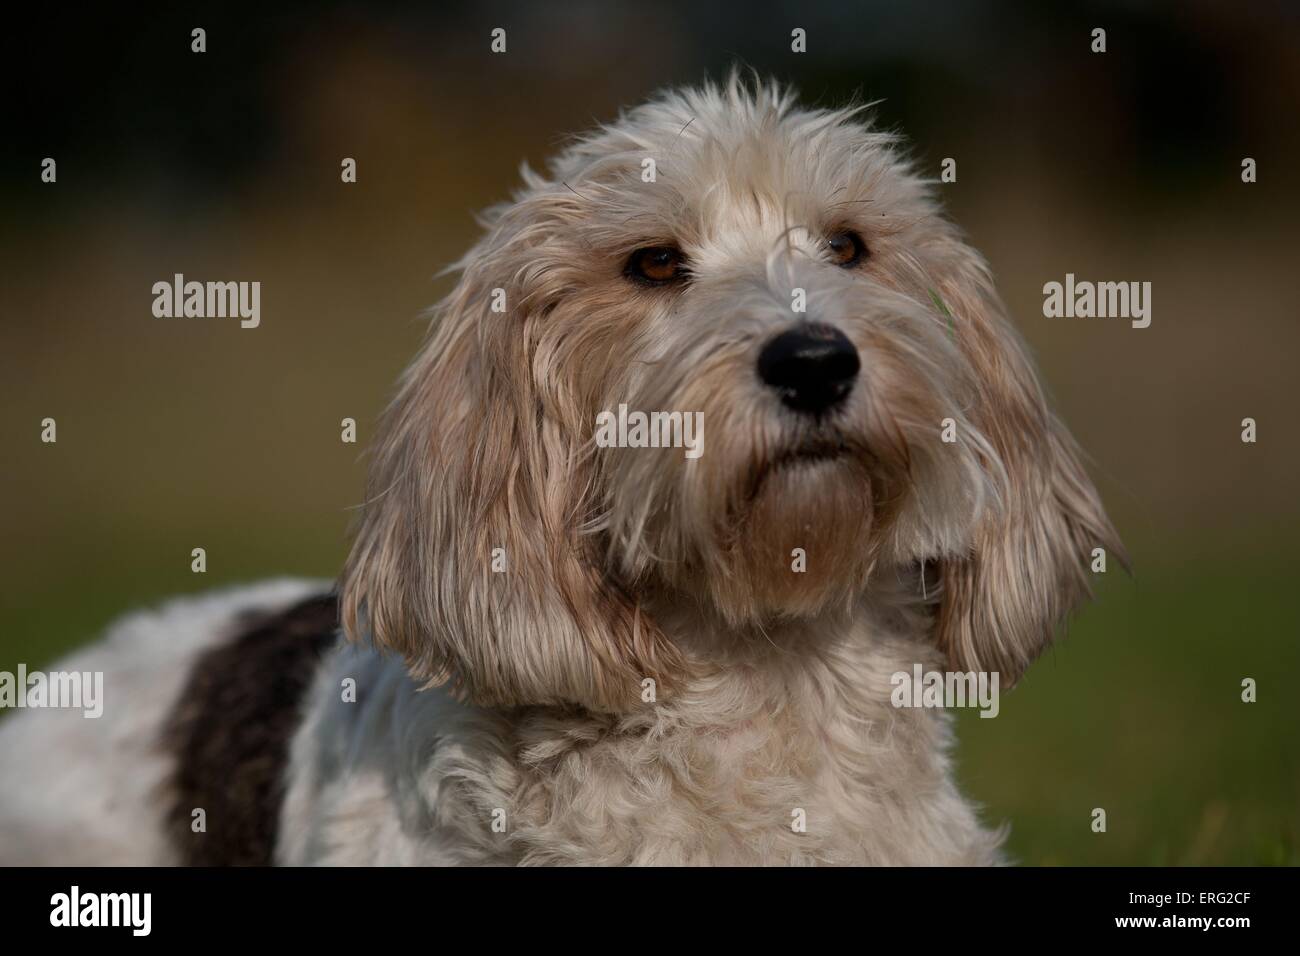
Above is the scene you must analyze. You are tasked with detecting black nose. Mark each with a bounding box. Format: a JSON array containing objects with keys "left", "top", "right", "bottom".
[{"left": 757, "top": 323, "right": 860, "bottom": 415}]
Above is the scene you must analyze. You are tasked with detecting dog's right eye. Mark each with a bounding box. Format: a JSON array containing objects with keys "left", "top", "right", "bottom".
[{"left": 624, "top": 246, "right": 688, "bottom": 286}]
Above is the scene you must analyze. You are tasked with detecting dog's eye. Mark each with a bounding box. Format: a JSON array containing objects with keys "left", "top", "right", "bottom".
[
  {"left": 625, "top": 246, "right": 687, "bottom": 285},
  {"left": 825, "top": 229, "right": 867, "bottom": 268}
]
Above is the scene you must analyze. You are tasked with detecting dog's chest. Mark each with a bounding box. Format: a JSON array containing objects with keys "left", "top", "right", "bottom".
[
  {"left": 284, "top": 641, "right": 1002, "bottom": 865},
  {"left": 501, "top": 693, "right": 983, "bottom": 865}
]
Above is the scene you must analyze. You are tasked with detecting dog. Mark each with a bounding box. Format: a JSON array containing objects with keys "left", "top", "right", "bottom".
[{"left": 0, "top": 77, "right": 1121, "bottom": 865}]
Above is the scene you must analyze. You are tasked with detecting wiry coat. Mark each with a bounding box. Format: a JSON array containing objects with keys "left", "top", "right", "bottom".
[{"left": 0, "top": 78, "right": 1120, "bottom": 866}]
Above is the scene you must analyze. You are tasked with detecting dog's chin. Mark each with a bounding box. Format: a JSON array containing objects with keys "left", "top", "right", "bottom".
[
  {"left": 746, "top": 437, "right": 861, "bottom": 502},
  {"left": 701, "top": 441, "right": 880, "bottom": 623}
]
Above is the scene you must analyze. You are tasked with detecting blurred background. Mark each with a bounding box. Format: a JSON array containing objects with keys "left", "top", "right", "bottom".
[{"left": 2, "top": 1, "right": 1297, "bottom": 864}]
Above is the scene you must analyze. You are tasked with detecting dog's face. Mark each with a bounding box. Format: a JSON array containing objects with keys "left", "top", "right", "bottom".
[{"left": 342, "top": 80, "right": 1122, "bottom": 711}]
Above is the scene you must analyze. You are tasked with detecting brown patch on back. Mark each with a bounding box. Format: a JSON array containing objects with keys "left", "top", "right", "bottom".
[{"left": 163, "top": 593, "right": 338, "bottom": 866}]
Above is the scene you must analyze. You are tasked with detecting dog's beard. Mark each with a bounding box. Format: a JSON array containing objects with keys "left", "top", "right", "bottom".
[
  {"left": 719, "top": 444, "right": 880, "bottom": 619},
  {"left": 602, "top": 414, "right": 891, "bottom": 626}
]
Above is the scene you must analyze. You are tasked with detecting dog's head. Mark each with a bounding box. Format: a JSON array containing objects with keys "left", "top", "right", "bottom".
[{"left": 341, "top": 77, "right": 1122, "bottom": 711}]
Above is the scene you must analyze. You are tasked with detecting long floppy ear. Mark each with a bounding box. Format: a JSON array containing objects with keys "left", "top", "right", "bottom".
[
  {"left": 931, "top": 248, "right": 1125, "bottom": 686},
  {"left": 340, "top": 233, "right": 682, "bottom": 712}
]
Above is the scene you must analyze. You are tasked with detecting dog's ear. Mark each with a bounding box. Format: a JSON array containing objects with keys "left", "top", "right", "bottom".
[
  {"left": 929, "top": 247, "right": 1124, "bottom": 686},
  {"left": 340, "top": 236, "right": 682, "bottom": 712}
]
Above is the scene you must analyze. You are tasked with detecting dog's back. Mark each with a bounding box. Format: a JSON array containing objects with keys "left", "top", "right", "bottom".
[{"left": 0, "top": 579, "right": 328, "bottom": 865}]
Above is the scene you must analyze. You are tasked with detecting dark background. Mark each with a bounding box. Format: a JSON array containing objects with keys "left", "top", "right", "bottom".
[{"left": 2, "top": 1, "right": 1297, "bottom": 864}]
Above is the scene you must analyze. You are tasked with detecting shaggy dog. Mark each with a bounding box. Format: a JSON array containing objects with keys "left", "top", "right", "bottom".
[{"left": 0, "top": 78, "right": 1121, "bottom": 865}]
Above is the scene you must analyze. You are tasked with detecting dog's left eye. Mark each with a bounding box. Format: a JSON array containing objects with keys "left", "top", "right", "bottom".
[
  {"left": 624, "top": 246, "right": 688, "bottom": 285},
  {"left": 825, "top": 229, "right": 867, "bottom": 268}
]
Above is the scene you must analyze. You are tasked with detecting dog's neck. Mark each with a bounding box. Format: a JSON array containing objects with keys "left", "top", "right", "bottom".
[
  {"left": 639, "top": 571, "right": 939, "bottom": 712},
  {"left": 499, "top": 597, "right": 994, "bottom": 864}
]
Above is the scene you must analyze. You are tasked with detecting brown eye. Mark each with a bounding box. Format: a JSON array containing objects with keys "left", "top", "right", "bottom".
[
  {"left": 826, "top": 230, "right": 866, "bottom": 268},
  {"left": 625, "top": 246, "right": 687, "bottom": 285}
]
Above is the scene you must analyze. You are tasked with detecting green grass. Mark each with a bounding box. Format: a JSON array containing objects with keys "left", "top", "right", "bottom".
[
  {"left": 0, "top": 522, "right": 348, "bottom": 674},
  {"left": 955, "top": 560, "right": 1300, "bottom": 865}
]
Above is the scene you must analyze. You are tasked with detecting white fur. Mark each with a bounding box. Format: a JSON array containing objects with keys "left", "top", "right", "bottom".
[
  {"left": 278, "top": 601, "right": 1003, "bottom": 865},
  {"left": 1, "top": 580, "right": 1002, "bottom": 865},
  {"left": 0, "top": 580, "right": 323, "bottom": 865}
]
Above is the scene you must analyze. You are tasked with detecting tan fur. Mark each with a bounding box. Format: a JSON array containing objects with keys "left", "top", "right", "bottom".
[{"left": 333, "top": 74, "right": 1122, "bottom": 862}]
